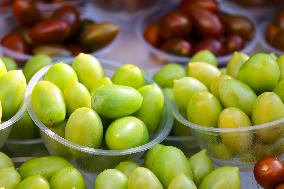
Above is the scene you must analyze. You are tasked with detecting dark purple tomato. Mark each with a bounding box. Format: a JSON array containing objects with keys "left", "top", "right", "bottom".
[
  {"left": 224, "top": 34, "right": 245, "bottom": 53},
  {"left": 180, "top": 0, "right": 219, "bottom": 16},
  {"left": 274, "top": 10, "right": 284, "bottom": 30},
  {"left": 160, "top": 38, "right": 192, "bottom": 56},
  {"left": 272, "top": 30, "right": 284, "bottom": 50},
  {"left": 194, "top": 38, "right": 226, "bottom": 56}
]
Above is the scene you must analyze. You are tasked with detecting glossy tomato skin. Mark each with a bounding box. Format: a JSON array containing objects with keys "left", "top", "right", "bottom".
[
  {"left": 160, "top": 11, "right": 192, "bottom": 39},
  {"left": 180, "top": 0, "right": 219, "bottom": 16},
  {"left": 274, "top": 10, "right": 284, "bottom": 29},
  {"left": 144, "top": 23, "right": 161, "bottom": 47},
  {"left": 12, "top": 0, "right": 41, "bottom": 27},
  {"left": 272, "top": 30, "right": 284, "bottom": 50},
  {"left": 29, "top": 19, "right": 71, "bottom": 44},
  {"left": 224, "top": 34, "right": 245, "bottom": 53},
  {"left": 52, "top": 5, "right": 80, "bottom": 35},
  {"left": 1, "top": 32, "right": 30, "bottom": 54},
  {"left": 275, "top": 183, "right": 284, "bottom": 189},
  {"left": 161, "top": 38, "right": 192, "bottom": 56},
  {"left": 254, "top": 157, "right": 284, "bottom": 189},
  {"left": 266, "top": 23, "right": 279, "bottom": 44},
  {"left": 194, "top": 39, "right": 226, "bottom": 56}
]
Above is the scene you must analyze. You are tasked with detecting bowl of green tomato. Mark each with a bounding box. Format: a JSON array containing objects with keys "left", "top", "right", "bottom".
[{"left": 27, "top": 53, "right": 173, "bottom": 173}]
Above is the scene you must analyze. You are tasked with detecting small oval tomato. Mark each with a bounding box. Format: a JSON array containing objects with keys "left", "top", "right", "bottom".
[
  {"left": 254, "top": 156, "right": 284, "bottom": 189},
  {"left": 1, "top": 32, "right": 30, "bottom": 54}
]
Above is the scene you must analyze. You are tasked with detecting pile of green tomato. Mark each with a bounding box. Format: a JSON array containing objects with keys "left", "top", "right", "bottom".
[
  {"left": 95, "top": 144, "right": 240, "bottom": 189},
  {"left": 0, "top": 152, "right": 86, "bottom": 189},
  {"left": 154, "top": 50, "right": 284, "bottom": 156},
  {"left": 30, "top": 53, "right": 165, "bottom": 150}
]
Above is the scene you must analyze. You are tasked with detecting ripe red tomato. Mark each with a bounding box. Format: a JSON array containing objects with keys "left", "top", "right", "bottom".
[{"left": 275, "top": 183, "right": 284, "bottom": 189}]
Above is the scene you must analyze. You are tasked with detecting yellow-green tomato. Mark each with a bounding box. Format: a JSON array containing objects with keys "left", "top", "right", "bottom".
[
  {"left": 134, "top": 84, "right": 164, "bottom": 133},
  {"left": 92, "top": 85, "right": 143, "bottom": 119},
  {"left": 144, "top": 144, "right": 164, "bottom": 170},
  {"left": 49, "top": 121, "right": 66, "bottom": 137},
  {"left": 0, "top": 70, "right": 26, "bottom": 120},
  {"left": 190, "top": 50, "right": 217, "bottom": 66},
  {"left": 105, "top": 116, "right": 149, "bottom": 150},
  {"left": 188, "top": 150, "right": 214, "bottom": 186},
  {"left": 199, "top": 166, "right": 240, "bottom": 189},
  {"left": 115, "top": 161, "right": 140, "bottom": 177},
  {"left": 44, "top": 63, "right": 78, "bottom": 92},
  {"left": 9, "top": 111, "right": 38, "bottom": 139},
  {"left": 210, "top": 75, "right": 232, "bottom": 99},
  {"left": 274, "top": 79, "right": 284, "bottom": 102},
  {"left": 72, "top": 53, "right": 104, "bottom": 91},
  {"left": 219, "top": 79, "right": 257, "bottom": 116},
  {"left": 128, "top": 167, "right": 163, "bottom": 189},
  {"left": 95, "top": 169, "right": 128, "bottom": 189},
  {"left": 1, "top": 57, "right": 17, "bottom": 71},
  {"left": 0, "top": 167, "right": 21, "bottom": 189},
  {"left": 187, "top": 91, "right": 223, "bottom": 127},
  {"left": 219, "top": 68, "right": 227, "bottom": 74},
  {"left": 64, "top": 81, "right": 91, "bottom": 115},
  {"left": 19, "top": 156, "right": 72, "bottom": 180},
  {"left": 168, "top": 174, "right": 197, "bottom": 189},
  {"left": 226, "top": 52, "right": 249, "bottom": 78},
  {"left": 218, "top": 107, "right": 252, "bottom": 153},
  {"left": 0, "top": 152, "right": 13, "bottom": 169},
  {"left": 238, "top": 53, "right": 280, "bottom": 94},
  {"left": 164, "top": 87, "right": 174, "bottom": 102},
  {"left": 31, "top": 81, "right": 66, "bottom": 126},
  {"left": 153, "top": 63, "right": 186, "bottom": 88},
  {"left": 65, "top": 107, "right": 103, "bottom": 148},
  {"left": 50, "top": 167, "right": 85, "bottom": 189},
  {"left": 188, "top": 62, "right": 221, "bottom": 88},
  {"left": 207, "top": 143, "right": 232, "bottom": 161},
  {"left": 252, "top": 92, "right": 284, "bottom": 143},
  {"left": 112, "top": 64, "right": 144, "bottom": 89},
  {"left": 16, "top": 175, "right": 49, "bottom": 189},
  {"left": 90, "top": 77, "right": 112, "bottom": 95},
  {"left": 277, "top": 55, "right": 284, "bottom": 80},
  {"left": 173, "top": 77, "right": 208, "bottom": 112},
  {"left": 151, "top": 146, "right": 193, "bottom": 187},
  {"left": 0, "top": 58, "right": 7, "bottom": 78}
]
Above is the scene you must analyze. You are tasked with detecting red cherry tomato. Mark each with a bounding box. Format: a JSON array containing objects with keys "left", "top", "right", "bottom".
[
  {"left": 266, "top": 23, "right": 279, "bottom": 44},
  {"left": 144, "top": 23, "right": 161, "bottom": 47},
  {"left": 180, "top": 0, "right": 219, "bottom": 16},
  {"left": 254, "top": 157, "right": 284, "bottom": 189},
  {"left": 194, "top": 38, "right": 226, "bottom": 56},
  {"left": 224, "top": 34, "right": 245, "bottom": 53},
  {"left": 275, "top": 183, "right": 284, "bottom": 189},
  {"left": 1, "top": 32, "right": 30, "bottom": 54},
  {"left": 160, "top": 38, "right": 192, "bottom": 56},
  {"left": 12, "top": 0, "right": 41, "bottom": 27}
]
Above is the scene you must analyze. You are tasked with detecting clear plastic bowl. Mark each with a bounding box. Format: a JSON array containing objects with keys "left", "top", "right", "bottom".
[
  {"left": 173, "top": 102, "right": 284, "bottom": 171},
  {"left": 27, "top": 58, "right": 173, "bottom": 174},
  {"left": 259, "top": 21, "right": 283, "bottom": 56},
  {"left": 136, "top": 3, "right": 259, "bottom": 66},
  {"left": 0, "top": 12, "right": 116, "bottom": 65}
]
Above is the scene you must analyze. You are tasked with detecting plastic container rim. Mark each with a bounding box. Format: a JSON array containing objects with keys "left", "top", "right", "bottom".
[{"left": 27, "top": 57, "right": 174, "bottom": 156}]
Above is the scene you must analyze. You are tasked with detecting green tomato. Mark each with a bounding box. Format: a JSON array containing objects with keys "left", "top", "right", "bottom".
[
  {"left": 238, "top": 53, "right": 280, "bottom": 94},
  {"left": 219, "top": 79, "right": 257, "bottom": 116},
  {"left": 105, "top": 116, "right": 149, "bottom": 150},
  {"left": 210, "top": 75, "right": 232, "bottom": 99},
  {"left": 1, "top": 57, "right": 17, "bottom": 71},
  {"left": 49, "top": 121, "right": 66, "bottom": 137},
  {"left": 190, "top": 50, "right": 217, "bottom": 66},
  {"left": 153, "top": 63, "right": 186, "bottom": 88},
  {"left": 199, "top": 166, "right": 240, "bottom": 189},
  {"left": 0, "top": 70, "right": 26, "bottom": 120},
  {"left": 0, "top": 152, "right": 14, "bottom": 169},
  {"left": 92, "top": 85, "right": 143, "bottom": 119},
  {"left": 188, "top": 62, "right": 221, "bottom": 88},
  {"left": 168, "top": 174, "right": 197, "bottom": 189},
  {"left": 172, "top": 118, "right": 192, "bottom": 136},
  {"left": 218, "top": 107, "right": 252, "bottom": 153},
  {"left": 65, "top": 107, "right": 103, "bottom": 148},
  {"left": 144, "top": 144, "right": 164, "bottom": 170},
  {"left": 9, "top": 111, "right": 38, "bottom": 139},
  {"left": 44, "top": 62, "right": 78, "bottom": 92},
  {"left": 151, "top": 146, "right": 193, "bottom": 188},
  {"left": 219, "top": 68, "right": 227, "bottom": 74},
  {"left": 115, "top": 161, "right": 140, "bottom": 177},
  {"left": 50, "top": 167, "right": 85, "bottom": 189},
  {"left": 207, "top": 142, "right": 233, "bottom": 161},
  {"left": 277, "top": 55, "right": 284, "bottom": 80},
  {"left": 252, "top": 92, "right": 284, "bottom": 143},
  {"left": 16, "top": 175, "right": 49, "bottom": 189},
  {"left": 72, "top": 53, "right": 104, "bottom": 91},
  {"left": 226, "top": 52, "right": 249, "bottom": 78},
  {"left": 23, "top": 55, "right": 52, "bottom": 82},
  {"left": 19, "top": 156, "right": 72, "bottom": 180},
  {"left": 112, "top": 64, "right": 144, "bottom": 89},
  {"left": 274, "top": 79, "right": 284, "bottom": 102},
  {"left": 128, "top": 167, "right": 163, "bottom": 189},
  {"left": 32, "top": 81, "right": 66, "bottom": 126},
  {"left": 0, "top": 58, "right": 7, "bottom": 78},
  {"left": 95, "top": 169, "right": 128, "bottom": 189},
  {"left": 64, "top": 81, "right": 91, "bottom": 115},
  {"left": 187, "top": 91, "right": 223, "bottom": 127},
  {"left": 90, "top": 77, "right": 112, "bottom": 95},
  {"left": 164, "top": 87, "right": 174, "bottom": 102},
  {"left": 188, "top": 150, "right": 214, "bottom": 186},
  {"left": 173, "top": 77, "right": 208, "bottom": 112},
  {"left": 134, "top": 83, "right": 164, "bottom": 133},
  {"left": 0, "top": 167, "right": 21, "bottom": 189}
]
